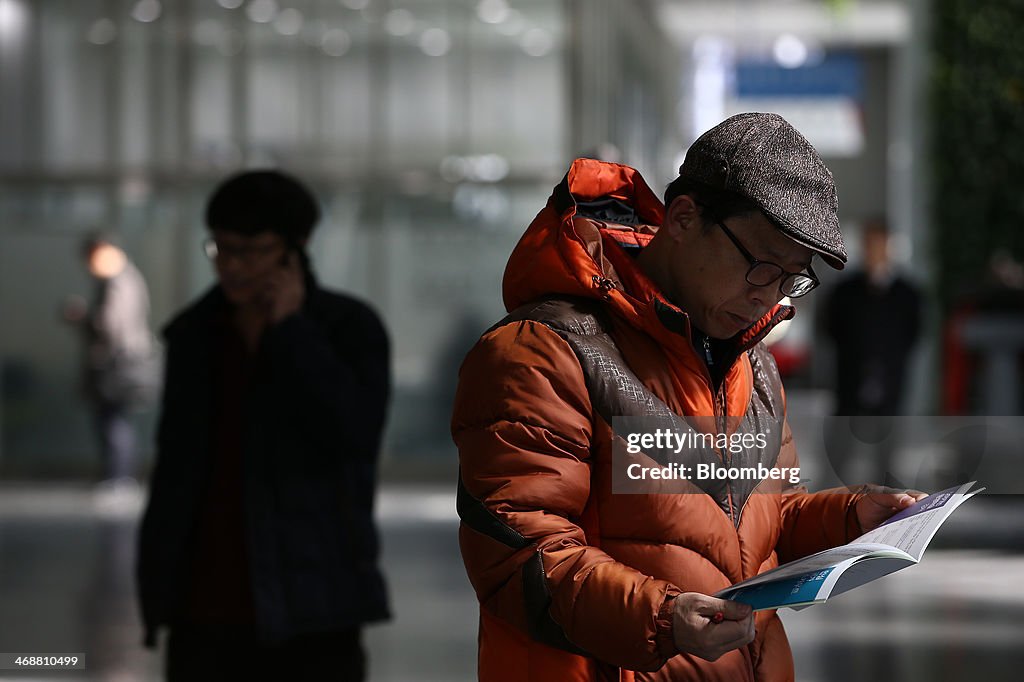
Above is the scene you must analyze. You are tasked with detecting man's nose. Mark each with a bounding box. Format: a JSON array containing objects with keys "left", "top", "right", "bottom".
[
  {"left": 747, "top": 280, "right": 781, "bottom": 308},
  {"left": 215, "top": 253, "right": 247, "bottom": 274}
]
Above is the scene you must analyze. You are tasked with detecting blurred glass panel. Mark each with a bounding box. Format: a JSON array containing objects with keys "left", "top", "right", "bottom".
[{"left": 0, "top": 0, "right": 687, "bottom": 475}]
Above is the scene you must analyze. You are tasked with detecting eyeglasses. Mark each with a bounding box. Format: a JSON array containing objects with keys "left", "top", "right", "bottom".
[
  {"left": 203, "top": 237, "right": 283, "bottom": 263},
  {"left": 714, "top": 220, "right": 819, "bottom": 298}
]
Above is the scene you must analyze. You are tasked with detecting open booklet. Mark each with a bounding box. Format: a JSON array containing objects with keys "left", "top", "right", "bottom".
[{"left": 715, "top": 481, "right": 984, "bottom": 611}]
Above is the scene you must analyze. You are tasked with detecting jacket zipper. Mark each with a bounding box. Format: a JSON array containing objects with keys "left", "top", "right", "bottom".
[
  {"left": 702, "top": 334, "right": 737, "bottom": 525},
  {"left": 717, "top": 376, "right": 736, "bottom": 525},
  {"left": 592, "top": 275, "right": 617, "bottom": 299}
]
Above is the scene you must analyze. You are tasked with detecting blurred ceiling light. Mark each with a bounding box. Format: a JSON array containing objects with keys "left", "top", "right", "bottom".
[
  {"left": 453, "top": 184, "right": 510, "bottom": 225},
  {"left": 131, "top": 0, "right": 161, "bottom": 23},
  {"left": 468, "top": 154, "right": 509, "bottom": 182},
  {"left": 773, "top": 33, "right": 808, "bottom": 69},
  {"left": 192, "top": 19, "right": 222, "bottom": 46},
  {"left": 384, "top": 9, "right": 415, "bottom": 37},
  {"left": 217, "top": 0, "right": 244, "bottom": 8},
  {"left": 321, "top": 27, "right": 351, "bottom": 56},
  {"left": 494, "top": 9, "right": 523, "bottom": 36},
  {"left": 87, "top": 18, "right": 117, "bottom": 45},
  {"left": 692, "top": 34, "right": 729, "bottom": 61},
  {"left": 0, "top": 0, "right": 23, "bottom": 30},
  {"left": 420, "top": 27, "right": 451, "bottom": 57},
  {"left": 0, "top": 0, "right": 27, "bottom": 48},
  {"left": 340, "top": 0, "right": 369, "bottom": 10},
  {"left": 520, "top": 28, "right": 553, "bottom": 57},
  {"left": 691, "top": 35, "right": 731, "bottom": 139},
  {"left": 246, "top": 0, "right": 278, "bottom": 23},
  {"left": 444, "top": 154, "right": 510, "bottom": 183},
  {"left": 273, "top": 7, "right": 303, "bottom": 35},
  {"left": 476, "top": 0, "right": 509, "bottom": 25}
]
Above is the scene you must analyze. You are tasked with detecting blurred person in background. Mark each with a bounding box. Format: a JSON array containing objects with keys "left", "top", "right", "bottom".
[
  {"left": 452, "top": 113, "right": 924, "bottom": 681},
  {"left": 822, "top": 218, "right": 922, "bottom": 486},
  {"left": 137, "top": 170, "right": 390, "bottom": 681},
  {"left": 824, "top": 218, "right": 922, "bottom": 416},
  {"left": 64, "top": 232, "right": 158, "bottom": 504},
  {"left": 943, "top": 249, "right": 1024, "bottom": 415},
  {"left": 938, "top": 249, "right": 1024, "bottom": 485}
]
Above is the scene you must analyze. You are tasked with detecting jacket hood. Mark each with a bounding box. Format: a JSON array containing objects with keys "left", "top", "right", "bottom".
[
  {"left": 502, "top": 158, "right": 793, "bottom": 353},
  {"left": 503, "top": 159, "right": 663, "bottom": 313}
]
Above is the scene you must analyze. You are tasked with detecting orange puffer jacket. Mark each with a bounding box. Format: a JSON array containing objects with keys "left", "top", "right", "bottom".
[{"left": 452, "top": 159, "right": 864, "bottom": 681}]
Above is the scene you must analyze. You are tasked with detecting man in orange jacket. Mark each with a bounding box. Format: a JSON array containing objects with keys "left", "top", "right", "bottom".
[{"left": 452, "top": 113, "right": 924, "bottom": 681}]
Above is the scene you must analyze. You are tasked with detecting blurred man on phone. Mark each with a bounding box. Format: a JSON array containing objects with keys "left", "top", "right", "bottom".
[{"left": 137, "top": 170, "right": 391, "bottom": 681}]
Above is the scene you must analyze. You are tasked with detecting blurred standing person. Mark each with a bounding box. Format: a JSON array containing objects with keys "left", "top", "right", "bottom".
[
  {"left": 823, "top": 218, "right": 923, "bottom": 484},
  {"left": 64, "top": 233, "right": 158, "bottom": 499},
  {"left": 943, "top": 249, "right": 1024, "bottom": 415},
  {"left": 137, "top": 170, "right": 390, "bottom": 681},
  {"left": 824, "top": 218, "right": 922, "bottom": 415}
]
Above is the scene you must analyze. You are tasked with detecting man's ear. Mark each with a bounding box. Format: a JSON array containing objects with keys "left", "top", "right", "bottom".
[{"left": 664, "top": 195, "right": 702, "bottom": 242}]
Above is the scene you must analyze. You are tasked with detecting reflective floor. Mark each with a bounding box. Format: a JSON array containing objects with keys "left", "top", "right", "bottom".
[{"left": 1, "top": 483, "right": 1022, "bottom": 681}]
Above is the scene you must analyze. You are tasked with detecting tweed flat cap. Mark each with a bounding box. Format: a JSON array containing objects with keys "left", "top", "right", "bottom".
[{"left": 679, "top": 112, "right": 847, "bottom": 269}]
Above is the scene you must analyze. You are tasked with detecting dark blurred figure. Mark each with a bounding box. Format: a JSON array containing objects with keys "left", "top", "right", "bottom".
[
  {"left": 137, "top": 170, "right": 390, "bottom": 682},
  {"left": 940, "top": 250, "right": 1024, "bottom": 492},
  {"left": 64, "top": 233, "right": 158, "bottom": 499},
  {"left": 824, "top": 218, "right": 922, "bottom": 415},
  {"left": 823, "top": 218, "right": 922, "bottom": 486},
  {"left": 943, "top": 249, "right": 1024, "bottom": 415}
]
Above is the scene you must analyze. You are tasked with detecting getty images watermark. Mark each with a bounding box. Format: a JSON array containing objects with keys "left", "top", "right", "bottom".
[
  {"left": 612, "top": 415, "right": 1024, "bottom": 494},
  {"left": 622, "top": 429, "right": 800, "bottom": 485}
]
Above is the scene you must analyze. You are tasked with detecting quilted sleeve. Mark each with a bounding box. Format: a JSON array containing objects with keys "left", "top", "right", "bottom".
[{"left": 453, "top": 320, "right": 680, "bottom": 671}]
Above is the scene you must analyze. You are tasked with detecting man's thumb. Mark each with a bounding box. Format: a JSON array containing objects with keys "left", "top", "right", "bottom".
[{"left": 720, "top": 599, "right": 753, "bottom": 620}]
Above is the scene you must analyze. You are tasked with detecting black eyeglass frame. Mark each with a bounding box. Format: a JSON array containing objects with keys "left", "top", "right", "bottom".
[
  {"left": 202, "top": 237, "right": 284, "bottom": 262},
  {"left": 713, "top": 219, "right": 820, "bottom": 298}
]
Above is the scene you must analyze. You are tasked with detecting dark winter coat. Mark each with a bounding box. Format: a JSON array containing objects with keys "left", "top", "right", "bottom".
[
  {"left": 824, "top": 271, "right": 921, "bottom": 415},
  {"left": 137, "top": 278, "right": 390, "bottom": 646}
]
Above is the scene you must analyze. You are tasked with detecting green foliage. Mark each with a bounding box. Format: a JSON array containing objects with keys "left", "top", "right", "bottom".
[
  {"left": 821, "top": 0, "right": 854, "bottom": 13},
  {"left": 932, "top": 0, "right": 1024, "bottom": 308}
]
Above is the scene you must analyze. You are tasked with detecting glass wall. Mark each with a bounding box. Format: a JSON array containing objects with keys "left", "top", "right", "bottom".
[{"left": 0, "top": 0, "right": 675, "bottom": 475}]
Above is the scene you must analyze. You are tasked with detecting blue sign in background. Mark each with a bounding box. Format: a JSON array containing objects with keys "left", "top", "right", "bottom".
[{"left": 735, "top": 53, "right": 862, "bottom": 99}]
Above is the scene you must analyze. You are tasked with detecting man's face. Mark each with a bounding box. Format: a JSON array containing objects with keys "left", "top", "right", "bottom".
[
  {"left": 208, "top": 229, "right": 288, "bottom": 306},
  {"left": 661, "top": 197, "right": 814, "bottom": 340},
  {"left": 86, "top": 243, "right": 127, "bottom": 280},
  {"left": 862, "top": 228, "right": 889, "bottom": 273}
]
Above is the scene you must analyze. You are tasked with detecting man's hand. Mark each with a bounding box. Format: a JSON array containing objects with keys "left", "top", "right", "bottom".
[
  {"left": 262, "top": 251, "right": 305, "bottom": 324},
  {"left": 855, "top": 486, "right": 928, "bottom": 532},
  {"left": 671, "top": 593, "right": 755, "bottom": 661}
]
